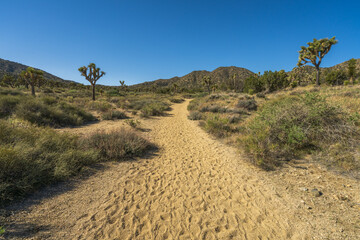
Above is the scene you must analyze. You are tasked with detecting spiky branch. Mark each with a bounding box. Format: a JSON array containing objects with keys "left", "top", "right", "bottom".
[
  {"left": 78, "top": 63, "right": 105, "bottom": 101},
  {"left": 297, "top": 37, "right": 338, "bottom": 86},
  {"left": 20, "top": 67, "right": 44, "bottom": 96},
  {"left": 202, "top": 75, "right": 212, "bottom": 94}
]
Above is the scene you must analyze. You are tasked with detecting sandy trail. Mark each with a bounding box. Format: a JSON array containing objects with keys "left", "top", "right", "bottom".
[{"left": 4, "top": 99, "right": 356, "bottom": 239}]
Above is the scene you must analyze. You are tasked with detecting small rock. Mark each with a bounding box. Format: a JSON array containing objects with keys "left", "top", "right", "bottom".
[
  {"left": 311, "top": 189, "right": 322, "bottom": 197},
  {"left": 299, "top": 187, "right": 308, "bottom": 192}
]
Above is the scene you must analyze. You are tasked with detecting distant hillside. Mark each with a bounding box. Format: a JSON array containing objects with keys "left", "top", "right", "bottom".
[
  {"left": 0, "top": 58, "right": 73, "bottom": 83},
  {"left": 287, "top": 58, "right": 360, "bottom": 84},
  {"left": 132, "top": 66, "right": 255, "bottom": 91}
]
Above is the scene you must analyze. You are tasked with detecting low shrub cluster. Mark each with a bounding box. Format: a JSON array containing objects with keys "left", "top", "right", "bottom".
[
  {"left": 202, "top": 115, "right": 237, "bottom": 138},
  {"left": 15, "top": 98, "right": 95, "bottom": 127},
  {"left": 242, "top": 92, "right": 359, "bottom": 169},
  {"left": 87, "top": 101, "right": 112, "bottom": 112},
  {"left": 169, "top": 97, "right": 185, "bottom": 103},
  {"left": 101, "top": 110, "right": 127, "bottom": 120},
  {"left": 80, "top": 129, "right": 154, "bottom": 160},
  {"left": 126, "top": 99, "right": 170, "bottom": 117},
  {"left": 188, "top": 111, "right": 202, "bottom": 120},
  {"left": 0, "top": 120, "right": 99, "bottom": 206},
  {"left": 0, "top": 120, "right": 153, "bottom": 207},
  {"left": 0, "top": 95, "right": 95, "bottom": 127},
  {"left": 236, "top": 96, "right": 257, "bottom": 111}
]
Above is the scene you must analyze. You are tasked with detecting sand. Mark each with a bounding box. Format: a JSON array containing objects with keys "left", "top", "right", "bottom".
[{"left": 2, "top": 100, "right": 359, "bottom": 239}]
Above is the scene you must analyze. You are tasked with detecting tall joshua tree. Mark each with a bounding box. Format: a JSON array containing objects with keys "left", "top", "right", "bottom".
[
  {"left": 78, "top": 63, "right": 105, "bottom": 101},
  {"left": 297, "top": 37, "right": 338, "bottom": 86},
  {"left": 20, "top": 67, "right": 44, "bottom": 96},
  {"left": 202, "top": 75, "right": 212, "bottom": 94}
]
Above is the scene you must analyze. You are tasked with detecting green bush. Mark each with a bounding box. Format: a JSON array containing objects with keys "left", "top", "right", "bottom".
[
  {"left": 0, "top": 121, "right": 154, "bottom": 207},
  {"left": 81, "top": 128, "right": 154, "bottom": 160},
  {"left": 325, "top": 70, "right": 347, "bottom": 86},
  {"left": 87, "top": 101, "right": 112, "bottom": 112},
  {"left": 244, "top": 75, "right": 264, "bottom": 94},
  {"left": 0, "top": 120, "right": 99, "bottom": 206},
  {"left": 125, "top": 119, "right": 140, "bottom": 128},
  {"left": 261, "top": 70, "right": 289, "bottom": 92},
  {"left": 242, "top": 92, "right": 358, "bottom": 169},
  {"left": 188, "top": 111, "right": 202, "bottom": 120},
  {"left": 0, "top": 95, "right": 21, "bottom": 118},
  {"left": 139, "top": 102, "right": 170, "bottom": 117},
  {"left": 187, "top": 98, "right": 203, "bottom": 111},
  {"left": 15, "top": 99, "right": 95, "bottom": 127},
  {"left": 169, "top": 97, "right": 185, "bottom": 103},
  {"left": 236, "top": 97, "right": 257, "bottom": 111},
  {"left": 101, "top": 110, "right": 127, "bottom": 120},
  {"left": 203, "top": 115, "right": 234, "bottom": 138}
]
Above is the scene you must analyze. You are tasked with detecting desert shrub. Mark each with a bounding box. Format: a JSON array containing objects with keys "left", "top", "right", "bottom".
[
  {"left": 261, "top": 70, "right": 289, "bottom": 92},
  {"left": 228, "top": 115, "right": 242, "bottom": 124},
  {"left": 101, "top": 110, "right": 127, "bottom": 120},
  {"left": 42, "top": 88, "right": 54, "bottom": 94},
  {"left": 81, "top": 128, "right": 153, "bottom": 160},
  {"left": 188, "top": 111, "right": 202, "bottom": 120},
  {"left": 344, "top": 80, "right": 350, "bottom": 86},
  {"left": 203, "top": 115, "right": 234, "bottom": 138},
  {"left": 226, "top": 108, "right": 248, "bottom": 115},
  {"left": 15, "top": 98, "right": 95, "bottom": 127},
  {"left": 169, "top": 97, "right": 184, "bottom": 103},
  {"left": 0, "top": 95, "right": 21, "bottom": 118},
  {"left": 290, "top": 81, "right": 298, "bottom": 88},
  {"left": 187, "top": 98, "right": 203, "bottom": 111},
  {"left": 0, "top": 120, "right": 99, "bottom": 206},
  {"left": 125, "top": 119, "right": 140, "bottom": 128},
  {"left": 325, "top": 70, "right": 347, "bottom": 86},
  {"left": 319, "top": 143, "right": 360, "bottom": 171},
  {"left": 0, "top": 88, "right": 24, "bottom": 96},
  {"left": 41, "top": 96, "right": 58, "bottom": 105},
  {"left": 244, "top": 75, "right": 265, "bottom": 94},
  {"left": 139, "top": 102, "right": 170, "bottom": 117},
  {"left": 256, "top": 92, "right": 266, "bottom": 98},
  {"left": 87, "top": 101, "right": 112, "bottom": 112},
  {"left": 199, "top": 105, "right": 227, "bottom": 113},
  {"left": 236, "top": 97, "right": 257, "bottom": 111},
  {"left": 242, "top": 92, "right": 358, "bottom": 169}
]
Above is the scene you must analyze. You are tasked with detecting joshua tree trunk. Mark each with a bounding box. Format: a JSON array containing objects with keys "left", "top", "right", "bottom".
[
  {"left": 207, "top": 85, "right": 211, "bottom": 94},
  {"left": 31, "top": 85, "right": 36, "bottom": 96},
  {"left": 315, "top": 65, "right": 320, "bottom": 86},
  {"left": 92, "top": 84, "right": 96, "bottom": 101}
]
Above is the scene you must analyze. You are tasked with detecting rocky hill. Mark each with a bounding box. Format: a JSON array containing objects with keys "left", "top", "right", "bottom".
[
  {"left": 131, "top": 66, "right": 255, "bottom": 91},
  {"left": 0, "top": 58, "right": 70, "bottom": 83}
]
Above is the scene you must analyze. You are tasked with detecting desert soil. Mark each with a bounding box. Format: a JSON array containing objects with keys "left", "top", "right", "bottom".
[{"left": 1, "top": 100, "right": 359, "bottom": 239}]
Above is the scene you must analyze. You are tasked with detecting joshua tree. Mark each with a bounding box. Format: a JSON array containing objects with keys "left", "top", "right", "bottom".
[
  {"left": 78, "top": 63, "right": 105, "bottom": 101},
  {"left": 20, "top": 67, "right": 44, "bottom": 96},
  {"left": 202, "top": 75, "right": 212, "bottom": 94},
  {"left": 297, "top": 37, "right": 338, "bottom": 86},
  {"left": 1, "top": 74, "right": 16, "bottom": 88},
  {"left": 171, "top": 83, "right": 178, "bottom": 94},
  {"left": 211, "top": 84, "right": 218, "bottom": 92},
  {"left": 348, "top": 58, "right": 357, "bottom": 83},
  {"left": 232, "top": 73, "right": 237, "bottom": 91}
]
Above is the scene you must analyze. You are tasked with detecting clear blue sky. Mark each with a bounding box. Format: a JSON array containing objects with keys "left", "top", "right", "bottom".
[{"left": 1, "top": 0, "right": 359, "bottom": 85}]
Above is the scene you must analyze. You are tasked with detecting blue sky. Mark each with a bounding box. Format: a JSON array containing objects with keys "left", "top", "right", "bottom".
[{"left": 1, "top": 0, "right": 359, "bottom": 85}]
